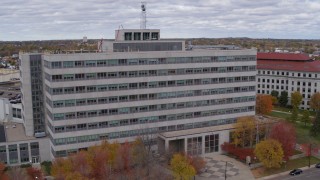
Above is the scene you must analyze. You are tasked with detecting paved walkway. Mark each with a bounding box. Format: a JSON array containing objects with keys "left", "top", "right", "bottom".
[{"left": 196, "top": 154, "right": 254, "bottom": 180}]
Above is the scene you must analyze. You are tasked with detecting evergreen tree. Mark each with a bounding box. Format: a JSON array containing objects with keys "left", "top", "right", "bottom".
[
  {"left": 279, "top": 91, "right": 288, "bottom": 107},
  {"left": 310, "top": 93, "right": 320, "bottom": 136}
]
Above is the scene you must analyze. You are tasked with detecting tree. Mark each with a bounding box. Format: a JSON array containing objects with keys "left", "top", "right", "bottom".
[
  {"left": 254, "top": 139, "right": 284, "bottom": 168},
  {"left": 310, "top": 93, "right": 320, "bottom": 114},
  {"left": 310, "top": 93, "right": 320, "bottom": 136},
  {"left": 0, "top": 163, "right": 9, "bottom": 180},
  {"left": 26, "top": 167, "right": 43, "bottom": 180},
  {"left": 256, "top": 94, "right": 273, "bottom": 115},
  {"left": 301, "top": 110, "right": 311, "bottom": 126},
  {"left": 51, "top": 139, "right": 171, "bottom": 180},
  {"left": 188, "top": 156, "right": 206, "bottom": 174},
  {"left": 269, "top": 122, "right": 296, "bottom": 160},
  {"left": 7, "top": 166, "right": 26, "bottom": 180},
  {"left": 170, "top": 153, "right": 196, "bottom": 180},
  {"left": 271, "top": 90, "right": 279, "bottom": 99},
  {"left": 291, "top": 107, "right": 299, "bottom": 122},
  {"left": 291, "top": 91, "right": 303, "bottom": 108},
  {"left": 279, "top": 91, "right": 288, "bottom": 107},
  {"left": 232, "top": 116, "right": 257, "bottom": 148}
]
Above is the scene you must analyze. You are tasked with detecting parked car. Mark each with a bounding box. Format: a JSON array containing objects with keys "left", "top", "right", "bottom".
[
  {"left": 316, "top": 163, "right": 320, "bottom": 168},
  {"left": 289, "top": 169, "right": 303, "bottom": 175}
]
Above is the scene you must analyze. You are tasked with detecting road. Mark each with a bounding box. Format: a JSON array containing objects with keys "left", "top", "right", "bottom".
[{"left": 268, "top": 167, "right": 320, "bottom": 180}]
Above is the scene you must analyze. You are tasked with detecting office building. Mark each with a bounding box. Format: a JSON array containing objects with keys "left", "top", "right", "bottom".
[{"left": 19, "top": 29, "right": 256, "bottom": 159}]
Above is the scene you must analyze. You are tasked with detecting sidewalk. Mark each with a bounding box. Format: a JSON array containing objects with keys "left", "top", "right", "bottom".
[
  {"left": 256, "top": 163, "right": 318, "bottom": 180},
  {"left": 196, "top": 154, "right": 254, "bottom": 180}
]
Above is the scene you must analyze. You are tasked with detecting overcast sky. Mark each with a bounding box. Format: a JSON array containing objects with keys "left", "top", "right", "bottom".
[{"left": 1, "top": 0, "right": 320, "bottom": 41}]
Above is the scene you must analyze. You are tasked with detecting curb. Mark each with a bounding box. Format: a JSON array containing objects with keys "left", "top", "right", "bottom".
[{"left": 256, "top": 163, "right": 318, "bottom": 180}]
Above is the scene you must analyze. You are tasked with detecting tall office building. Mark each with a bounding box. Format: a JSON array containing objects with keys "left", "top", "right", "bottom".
[{"left": 20, "top": 29, "right": 256, "bottom": 159}]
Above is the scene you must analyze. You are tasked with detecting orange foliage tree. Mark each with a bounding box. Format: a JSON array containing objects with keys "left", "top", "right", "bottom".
[
  {"left": 0, "top": 162, "right": 9, "bottom": 180},
  {"left": 256, "top": 94, "right": 273, "bottom": 115},
  {"left": 51, "top": 139, "right": 172, "bottom": 180},
  {"left": 26, "top": 167, "right": 43, "bottom": 180}
]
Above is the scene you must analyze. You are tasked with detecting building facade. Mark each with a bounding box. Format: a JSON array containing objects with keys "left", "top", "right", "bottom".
[
  {"left": 257, "top": 52, "right": 320, "bottom": 109},
  {"left": 20, "top": 29, "right": 257, "bottom": 159}
]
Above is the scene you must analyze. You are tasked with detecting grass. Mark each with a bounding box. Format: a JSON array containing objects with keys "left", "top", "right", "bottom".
[
  {"left": 268, "top": 110, "right": 320, "bottom": 144},
  {"left": 273, "top": 106, "right": 316, "bottom": 116},
  {"left": 252, "top": 156, "right": 320, "bottom": 178},
  {"left": 269, "top": 111, "right": 291, "bottom": 119}
]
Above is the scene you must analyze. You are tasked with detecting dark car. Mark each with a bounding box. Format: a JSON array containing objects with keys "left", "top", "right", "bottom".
[
  {"left": 289, "top": 169, "right": 303, "bottom": 175},
  {"left": 316, "top": 163, "right": 320, "bottom": 168}
]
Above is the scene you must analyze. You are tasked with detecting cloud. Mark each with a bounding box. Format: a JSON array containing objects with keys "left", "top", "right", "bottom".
[{"left": 0, "top": 0, "right": 319, "bottom": 40}]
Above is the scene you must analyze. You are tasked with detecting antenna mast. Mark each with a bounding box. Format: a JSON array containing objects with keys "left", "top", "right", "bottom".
[{"left": 140, "top": 2, "right": 146, "bottom": 29}]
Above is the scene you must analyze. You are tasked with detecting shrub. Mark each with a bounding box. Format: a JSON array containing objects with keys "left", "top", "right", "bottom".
[{"left": 221, "top": 142, "right": 254, "bottom": 161}]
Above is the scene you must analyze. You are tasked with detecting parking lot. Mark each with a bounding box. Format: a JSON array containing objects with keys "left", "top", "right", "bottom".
[{"left": 0, "top": 82, "right": 21, "bottom": 101}]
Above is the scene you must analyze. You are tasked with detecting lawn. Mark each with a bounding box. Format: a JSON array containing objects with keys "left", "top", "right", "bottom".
[
  {"left": 273, "top": 106, "right": 316, "bottom": 116},
  {"left": 269, "top": 111, "right": 291, "bottom": 119},
  {"left": 268, "top": 110, "right": 320, "bottom": 144},
  {"left": 252, "top": 156, "right": 320, "bottom": 178}
]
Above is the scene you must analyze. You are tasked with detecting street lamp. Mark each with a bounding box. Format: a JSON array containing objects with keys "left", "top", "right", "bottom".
[{"left": 225, "top": 161, "right": 228, "bottom": 180}]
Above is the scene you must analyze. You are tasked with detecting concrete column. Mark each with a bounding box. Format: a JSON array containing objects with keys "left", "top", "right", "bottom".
[
  {"left": 165, "top": 139, "right": 169, "bottom": 151},
  {"left": 17, "top": 144, "right": 21, "bottom": 164},
  {"left": 184, "top": 137, "right": 188, "bottom": 154},
  {"left": 202, "top": 134, "right": 206, "bottom": 155},
  {"left": 6, "top": 145, "right": 9, "bottom": 164}
]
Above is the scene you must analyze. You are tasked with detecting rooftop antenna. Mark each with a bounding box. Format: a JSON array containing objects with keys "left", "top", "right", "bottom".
[{"left": 140, "top": 2, "right": 146, "bottom": 29}]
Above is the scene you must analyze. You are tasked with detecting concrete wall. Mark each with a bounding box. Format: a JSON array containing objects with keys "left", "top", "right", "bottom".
[{"left": 19, "top": 54, "right": 34, "bottom": 136}]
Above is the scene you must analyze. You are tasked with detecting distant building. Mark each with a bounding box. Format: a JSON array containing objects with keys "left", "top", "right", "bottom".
[{"left": 257, "top": 52, "right": 320, "bottom": 109}]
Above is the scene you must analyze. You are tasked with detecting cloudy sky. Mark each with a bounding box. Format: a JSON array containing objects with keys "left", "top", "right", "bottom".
[{"left": 1, "top": 0, "right": 320, "bottom": 41}]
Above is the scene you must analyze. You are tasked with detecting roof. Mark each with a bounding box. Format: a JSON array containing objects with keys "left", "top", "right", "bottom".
[
  {"left": 257, "top": 52, "right": 310, "bottom": 61},
  {"left": 159, "top": 124, "right": 234, "bottom": 139},
  {"left": 3, "top": 122, "right": 35, "bottom": 142},
  {"left": 257, "top": 59, "right": 320, "bottom": 72}
]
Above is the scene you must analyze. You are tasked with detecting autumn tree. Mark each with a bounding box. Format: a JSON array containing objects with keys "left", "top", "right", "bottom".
[
  {"left": 291, "top": 91, "right": 303, "bottom": 107},
  {"left": 0, "top": 162, "right": 9, "bottom": 180},
  {"left": 301, "top": 110, "right": 311, "bottom": 126},
  {"left": 232, "top": 116, "right": 257, "bottom": 147},
  {"left": 279, "top": 91, "right": 288, "bottom": 107},
  {"left": 269, "top": 122, "right": 296, "bottom": 160},
  {"left": 291, "top": 91, "right": 303, "bottom": 122},
  {"left": 51, "top": 139, "right": 171, "bottom": 180},
  {"left": 310, "top": 93, "right": 320, "bottom": 136},
  {"left": 7, "top": 166, "right": 26, "bottom": 180},
  {"left": 170, "top": 153, "right": 196, "bottom": 180},
  {"left": 26, "top": 167, "right": 43, "bottom": 180},
  {"left": 256, "top": 94, "right": 273, "bottom": 115},
  {"left": 254, "top": 139, "right": 284, "bottom": 168},
  {"left": 188, "top": 156, "right": 206, "bottom": 174}
]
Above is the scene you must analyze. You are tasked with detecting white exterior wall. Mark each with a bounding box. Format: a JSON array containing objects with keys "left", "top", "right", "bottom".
[
  {"left": 257, "top": 69, "right": 320, "bottom": 109},
  {"left": 19, "top": 54, "right": 34, "bottom": 136}
]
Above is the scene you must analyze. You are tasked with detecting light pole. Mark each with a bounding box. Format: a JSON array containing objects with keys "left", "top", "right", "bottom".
[
  {"left": 308, "top": 143, "right": 312, "bottom": 168},
  {"left": 225, "top": 161, "right": 228, "bottom": 180}
]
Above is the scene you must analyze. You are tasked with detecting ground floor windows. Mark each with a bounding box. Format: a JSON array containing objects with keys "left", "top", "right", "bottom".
[
  {"left": 205, "top": 134, "right": 219, "bottom": 153},
  {"left": 187, "top": 137, "right": 202, "bottom": 155}
]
